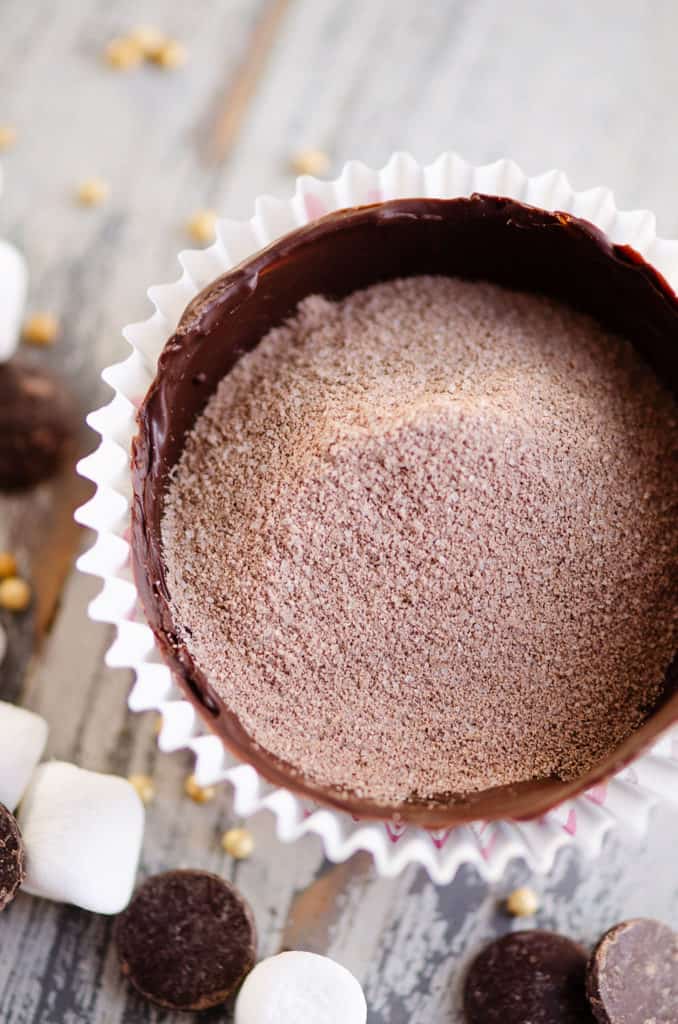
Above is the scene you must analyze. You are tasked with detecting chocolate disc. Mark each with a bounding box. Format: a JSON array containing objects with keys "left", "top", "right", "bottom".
[
  {"left": 586, "top": 918, "right": 678, "bottom": 1023},
  {"left": 464, "top": 931, "right": 594, "bottom": 1023},
  {"left": 0, "top": 801, "right": 25, "bottom": 911},
  {"left": 114, "top": 869, "right": 257, "bottom": 1011},
  {"left": 0, "top": 361, "right": 75, "bottom": 491}
]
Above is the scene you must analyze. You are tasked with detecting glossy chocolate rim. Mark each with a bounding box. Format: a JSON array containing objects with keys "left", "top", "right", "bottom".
[{"left": 131, "top": 195, "right": 678, "bottom": 828}]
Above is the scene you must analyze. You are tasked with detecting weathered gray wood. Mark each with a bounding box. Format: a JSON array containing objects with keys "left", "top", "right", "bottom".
[{"left": 1, "top": 0, "right": 678, "bottom": 1021}]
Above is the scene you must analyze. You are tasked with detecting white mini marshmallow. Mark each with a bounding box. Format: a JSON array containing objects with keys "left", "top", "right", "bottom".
[
  {"left": 0, "top": 239, "right": 28, "bottom": 362},
  {"left": 0, "top": 701, "right": 48, "bottom": 811},
  {"left": 235, "top": 952, "right": 367, "bottom": 1024},
  {"left": 17, "top": 761, "right": 144, "bottom": 914}
]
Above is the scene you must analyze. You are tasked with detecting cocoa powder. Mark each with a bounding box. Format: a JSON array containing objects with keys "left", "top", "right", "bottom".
[{"left": 162, "top": 276, "right": 678, "bottom": 804}]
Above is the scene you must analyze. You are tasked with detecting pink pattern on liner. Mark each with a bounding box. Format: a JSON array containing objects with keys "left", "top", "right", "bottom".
[
  {"left": 430, "top": 828, "right": 453, "bottom": 849},
  {"left": 563, "top": 809, "right": 577, "bottom": 835},
  {"left": 126, "top": 603, "right": 140, "bottom": 623},
  {"left": 303, "top": 194, "right": 328, "bottom": 221},
  {"left": 586, "top": 784, "right": 608, "bottom": 805},
  {"left": 480, "top": 830, "right": 499, "bottom": 862},
  {"left": 385, "top": 821, "right": 407, "bottom": 843}
]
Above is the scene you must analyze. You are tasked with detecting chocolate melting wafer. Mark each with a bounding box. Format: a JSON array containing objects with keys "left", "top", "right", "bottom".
[
  {"left": 464, "top": 930, "right": 595, "bottom": 1023},
  {"left": 0, "top": 802, "right": 25, "bottom": 911},
  {"left": 586, "top": 918, "right": 678, "bottom": 1024},
  {"left": 115, "top": 869, "right": 257, "bottom": 1010}
]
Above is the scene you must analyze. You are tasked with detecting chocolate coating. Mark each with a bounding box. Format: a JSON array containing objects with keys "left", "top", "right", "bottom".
[
  {"left": 132, "top": 195, "right": 678, "bottom": 828},
  {"left": 586, "top": 918, "right": 678, "bottom": 1023},
  {"left": 0, "top": 361, "right": 75, "bottom": 491},
  {"left": 115, "top": 869, "right": 257, "bottom": 1011},
  {"left": 464, "top": 930, "right": 594, "bottom": 1023},
  {"left": 0, "top": 802, "right": 25, "bottom": 911}
]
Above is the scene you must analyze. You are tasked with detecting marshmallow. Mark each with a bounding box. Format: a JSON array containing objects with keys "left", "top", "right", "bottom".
[
  {"left": 0, "top": 701, "right": 48, "bottom": 811},
  {"left": 0, "top": 240, "right": 28, "bottom": 362},
  {"left": 234, "top": 952, "right": 367, "bottom": 1024},
  {"left": 17, "top": 761, "right": 144, "bottom": 914}
]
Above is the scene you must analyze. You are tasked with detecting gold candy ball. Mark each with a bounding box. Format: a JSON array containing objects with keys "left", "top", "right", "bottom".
[
  {"left": 104, "top": 37, "right": 142, "bottom": 71},
  {"left": 128, "top": 773, "right": 156, "bottom": 805},
  {"left": 0, "top": 577, "right": 32, "bottom": 612},
  {"left": 23, "top": 312, "right": 59, "bottom": 347},
  {"left": 506, "top": 886, "right": 539, "bottom": 917},
  {"left": 0, "top": 553, "right": 18, "bottom": 580},
  {"left": 186, "top": 209, "right": 217, "bottom": 244},
  {"left": 150, "top": 39, "right": 188, "bottom": 70},
  {"left": 77, "top": 177, "right": 110, "bottom": 207},
  {"left": 0, "top": 125, "right": 17, "bottom": 151},
  {"left": 290, "top": 148, "right": 331, "bottom": 177},
  {"left": 222, "top": 827, "right": 255, "bottom": 860},
  {"left": 129, "top": 24, "right": 167, "bottom": 56},
  {"left": 184, "top": 774, "right": 216, "bottom": 804}
]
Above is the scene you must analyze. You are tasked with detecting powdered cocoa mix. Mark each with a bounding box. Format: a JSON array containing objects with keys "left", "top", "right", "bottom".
[{"left": 162, "top": 276, "right": 678, "bottom": 804}]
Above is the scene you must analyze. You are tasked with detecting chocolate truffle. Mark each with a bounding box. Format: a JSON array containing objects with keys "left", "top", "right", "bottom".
[
  {"left": 0, "top": 801, "right": 25, "bottom": 911},
  {"left": 115, "top": 869, "right": 257, "bottom": 1010},
  {"left": 464, "top": 931, "right": 594, "bottom": 1023},
  {"left": 586, "top": 918, "right": 678, "bottom": 1024},
  {"left": 0, "top": 362, "right": 75, "bottom": 491}
]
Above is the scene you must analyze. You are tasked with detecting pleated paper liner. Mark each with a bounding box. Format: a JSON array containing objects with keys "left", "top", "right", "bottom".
[{"left": 76, "top": 153, "right": 678, "bottom": 883}]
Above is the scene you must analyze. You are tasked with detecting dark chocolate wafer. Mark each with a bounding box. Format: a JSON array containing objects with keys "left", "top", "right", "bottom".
[
  {"left": 114, "top": 869, "right": 257, "bottom": 1010},
  {"left": 464, "top": 930, "right": 595, "bottom": 1023},
  {"left": 0, "top": 802, "right": 25, "bottom": 911},
  {"left": 586, "top": 918, "right": 678, "bottom": 1024}
]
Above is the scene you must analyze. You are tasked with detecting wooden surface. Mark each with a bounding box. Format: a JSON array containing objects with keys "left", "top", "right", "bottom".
[{"left": 1, "top": 1, "right": 678, "bottom": 1020}]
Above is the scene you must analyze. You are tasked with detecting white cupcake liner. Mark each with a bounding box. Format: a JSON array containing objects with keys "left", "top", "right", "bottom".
[{"left": 75, "top": 152, "right": 678, "bottom": 884}]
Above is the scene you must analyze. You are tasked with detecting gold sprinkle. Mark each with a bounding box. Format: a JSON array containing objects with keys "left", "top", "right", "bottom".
[
  {"left": 23, "top": 312, "right": 59, "bottom": 347},
  {"left": 150, "top": 39, "right": 188, "bottom": 69},
  {"left": 153, "top": 714, "right": 164, "bottom": 736},
  {"left": 506, "top": 886, "right": 539, "bottom": 917},
  {"left": 184, "top": 774, "right": 216, "bottom": 804},
  {"left": 104, "top": 36, "right": 142, "bottom": 70},
  {"left": 128, "top": 773, "right": 155, "bottom": 805},
  {"left": 290, "top": 148, "right": 331, "bottom": 177},
  {"left": 0, "top": 125, "right": 17, "bottom": 152},
  {"left": 129, "top": 24, "right": 167, "bottom": 56},
  {"left": 186, "top": 209, "right": 217, "bottom": 244},
  {"left": 0, "top": 577, "right": 31, "bottom": 612},
  {"left": 0, "top": 553, "right": 18, "bottom": 579},
  {"left": 76, "top": 177, "right": 110, "bottom": 207},
  {"left": 221, "top": 827, "right": 255, "bottom": 860}
]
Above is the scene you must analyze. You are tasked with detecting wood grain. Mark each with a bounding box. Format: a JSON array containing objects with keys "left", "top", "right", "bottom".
[
  {"left": 203, "top": 0, "right": 293, "bottom": 164},
  {"left": 0, "top": 1, "right": 678, "bottom": 1021}
]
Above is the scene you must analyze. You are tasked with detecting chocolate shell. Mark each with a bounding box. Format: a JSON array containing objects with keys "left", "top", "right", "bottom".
[{"left": 131, "top": 195, "right": 678, "bottom": 828}]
